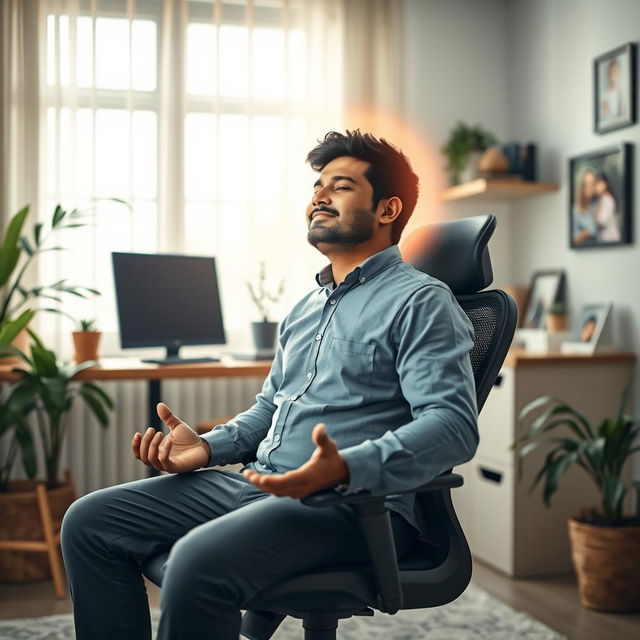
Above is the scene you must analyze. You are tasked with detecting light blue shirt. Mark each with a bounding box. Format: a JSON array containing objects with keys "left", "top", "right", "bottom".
[{"left": 203, "top": 245, "right": 479, "bottom": 531}]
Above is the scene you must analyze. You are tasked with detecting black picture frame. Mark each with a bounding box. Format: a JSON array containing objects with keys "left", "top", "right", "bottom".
[
  {"left": 569, "top": 143, "right": 633, "bottom": 249},
  {"left": 522, "top": 270, "right": 566, "bottom": 330},
  {"left": 594, "top": 42, "right": 637, "bottom": 134}
]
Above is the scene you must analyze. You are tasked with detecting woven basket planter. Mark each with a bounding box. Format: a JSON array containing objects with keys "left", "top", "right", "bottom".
[
  {"left": 0, "top": 476, "right": 75, "bottom": 583},
  {"left": 568, "top": 517, "right": 640, "bottom": 612}
]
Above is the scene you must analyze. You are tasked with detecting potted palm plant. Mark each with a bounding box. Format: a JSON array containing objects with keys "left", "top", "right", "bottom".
[
  {"left": 513, "top": 386, "right": 640, "bottom": 612},
  {"left": 0, "top": 333, "right": 114, "bottom": 584}
]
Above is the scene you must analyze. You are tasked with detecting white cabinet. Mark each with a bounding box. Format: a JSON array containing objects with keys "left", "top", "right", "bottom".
[{"left": 453, "top": 351, "right": 635, "bottom": 577}]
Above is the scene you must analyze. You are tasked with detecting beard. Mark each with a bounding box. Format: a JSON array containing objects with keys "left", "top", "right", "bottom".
[{"left": 307, "top": 209, "right": 375, "bottom": 248}]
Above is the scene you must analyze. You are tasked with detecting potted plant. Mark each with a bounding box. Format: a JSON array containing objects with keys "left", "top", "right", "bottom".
[
  {"left": 0, "top": 332, "right": 114, "bottom": 584},
  {"left": 246, "top": 262, "right": 284, "bottom": 351},
  {"left": 0, "top": 204, "right": 104, "bottom": 363},
  {"left": 546, "top": 302, "right": 568, "bottom": 332},
  {"left": 72, "top": 318, "right": 102, "bottom": 363},
  {"left": 441, "top": 122, "right": 498, "bottom": 185},
  {"left": 513, "top": 387, "right": 640, "bottom": 612}
]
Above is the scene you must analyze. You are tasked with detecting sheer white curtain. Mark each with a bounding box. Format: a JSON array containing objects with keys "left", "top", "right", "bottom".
[{"left": 2, "top": 0, "right": 407, "bottom": 359}]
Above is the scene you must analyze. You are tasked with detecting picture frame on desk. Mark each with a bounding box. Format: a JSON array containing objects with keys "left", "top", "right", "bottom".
[
  {"left": 522, "top": 269, "right": 565, "bottom": 329},
  {"left": 561, "top": 303, "right": 612, "bottom": 355}
]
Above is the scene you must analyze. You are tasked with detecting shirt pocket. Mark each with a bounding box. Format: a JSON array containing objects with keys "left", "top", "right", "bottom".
[{"left": 325, "top": 337, "right": 375, "bottom": 401}]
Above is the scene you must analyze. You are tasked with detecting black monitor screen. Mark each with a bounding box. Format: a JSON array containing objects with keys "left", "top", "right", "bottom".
[{"left": 112, "top": 252, "right": 226, "bottom": 356}]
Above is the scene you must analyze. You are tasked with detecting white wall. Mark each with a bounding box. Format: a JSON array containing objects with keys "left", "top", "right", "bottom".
[
  {"left": 404, "top": 0, "right": 639, "bottom": 395},
  {"left": 505, "top": 0, "right": 640, "bottom": 360}
]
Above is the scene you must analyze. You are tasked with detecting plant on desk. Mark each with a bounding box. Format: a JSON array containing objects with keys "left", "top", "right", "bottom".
[
  {"left": 72, "top": 318, "right": 102, "bottom": 363},
  {"left": 247, "top": 262, "right": 285, "bottom": 352},
  {"left": 513, "top": 386, "right": 640, "bottom": 612}
]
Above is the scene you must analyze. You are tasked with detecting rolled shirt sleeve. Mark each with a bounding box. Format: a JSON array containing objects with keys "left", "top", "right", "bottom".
[{"left": 339, "top": 284, "right": 478, "bottom": 495}]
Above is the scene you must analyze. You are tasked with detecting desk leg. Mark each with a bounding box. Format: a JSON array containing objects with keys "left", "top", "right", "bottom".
[{"left": 148, "top": 379, "right": 162, "bottom": 478}]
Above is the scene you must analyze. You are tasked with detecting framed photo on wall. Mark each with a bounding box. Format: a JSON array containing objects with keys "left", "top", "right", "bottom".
[
  {"left": 569, "top": 143, "right": 633, "bottom": 249},
  {"left": 594, "top": 42, "right": 637, "bottom": 134}
]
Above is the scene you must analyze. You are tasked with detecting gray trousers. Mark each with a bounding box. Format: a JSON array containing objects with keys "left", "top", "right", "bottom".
[{"left": 60, "top": 468, "right": 416, "bottom": 640}]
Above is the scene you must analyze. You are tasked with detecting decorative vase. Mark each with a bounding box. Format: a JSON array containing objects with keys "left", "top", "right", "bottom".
[
  {"left": 458, "top": 150, "right": 483, "bottom": 184},
  {"left": 0, "top": 474, "right": 75, "bottom": 583},
  {"left": 546, "top": 314, "right": 568, "bottom": 332},
  {"left": 478, "top": 146, "right": 510, "bottom": 174},
  {"left": 72, "top": 331, "right": 101, "bottom": 363},
  {"left": 568, "top": 517, "right": 640, "bottom": 612},
  {"left": 251, "top": 322, "right": 278, "bottom": 351}
]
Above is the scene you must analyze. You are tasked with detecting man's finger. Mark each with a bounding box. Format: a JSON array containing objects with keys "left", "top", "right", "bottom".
[
  {"left": 158, "top": 436, "right": 173, "bottom": 471},
  {"left": 132, "top": 432, "right": 142, "bottom": 460},
  {"left": 139, "top": 427, "right": 156, "bottom": 465},
  {"left": 147, "top": 431, "right": 164, "bottom": 470},
  {"left": 312, "top": 423, "right": 336, "bottom": 453},
  {"left": 157, "top": 402, "right": 186, "bottom": 432}
]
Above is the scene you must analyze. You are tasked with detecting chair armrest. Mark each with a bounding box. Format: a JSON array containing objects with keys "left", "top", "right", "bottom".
[
  {"left": 299, "top": 472, "right": 464, "bottom": 615},
  {"left": 300, "top": 473, "right": 464, "bottom": 507}
]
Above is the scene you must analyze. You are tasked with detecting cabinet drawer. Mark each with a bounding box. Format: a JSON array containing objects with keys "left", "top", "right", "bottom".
[
  {"left": 477, "top": 367, "right": 515, "bottom": 464},
  {"left": 469, "top": 458, "right": 514, "bottom": 575}
]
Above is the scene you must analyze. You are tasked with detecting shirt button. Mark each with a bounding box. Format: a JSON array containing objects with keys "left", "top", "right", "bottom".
[
  {"left": 315, "top": 334, "right": 322, "bottom": 341},
  {"left": 289, "top": 395, "right": 297, "bottom": 401},
  {"left": 329, "top": 299, "right": 336, "bottom": 305},
  {"left": 274, "top": 434, "right": 280, "bottom": 442},
  {"left": 306, "top": 372, "right": 312, "bottom": 379},
  {"left": 359, "top": 276, "right": 366, "bottom": 283}
]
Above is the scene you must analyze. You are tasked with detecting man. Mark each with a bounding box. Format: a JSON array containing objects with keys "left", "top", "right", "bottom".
[{"left": 61, "top": 130, "right": 478, "bottom": 640}]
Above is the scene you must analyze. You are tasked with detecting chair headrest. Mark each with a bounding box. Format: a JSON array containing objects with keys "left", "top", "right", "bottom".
[{"left": 400, "top": 215, "right": 496, "bottom": 294}]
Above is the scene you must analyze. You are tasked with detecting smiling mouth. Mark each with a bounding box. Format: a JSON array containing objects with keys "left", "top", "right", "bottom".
[{"left": 311, "top": 211, "right": 337, "bottom": 221}]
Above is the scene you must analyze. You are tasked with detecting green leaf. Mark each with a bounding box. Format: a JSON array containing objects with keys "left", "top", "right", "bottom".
[
  {"left": 0, "top": 310, "right": 35, "bottom": 348},
  {"left": 0, "top": 205, "right": 29, "bottom": 289},
  {"left": 81, "top": 382, "right": 114, "bottom": 409},
  {"left": 19, "top": 236, "right": 35, "bottom": 256},
  {"left": 33, "top": 222, "right": 43, "bottom": 247},
  {"left": 14, "top": 418, "right": 37, "bottom": 478},
  {"left": 543, "top": 452, "right": 578, "bottom": 506},
  {"left": 51, "top": 204, "right": 66, "bottom": 227},
  {"left": 79, "top": 387, "right": 109, "bottom": 427}
]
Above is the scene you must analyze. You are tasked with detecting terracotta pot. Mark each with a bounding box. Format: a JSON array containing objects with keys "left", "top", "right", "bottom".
[
  {"left": 546, "top": 314, "right": 568, "bottom": 332},
  {"left": 0, "top": 476, "right": 75, "bottom": 583},
  {"left": 568, "top": 517, "right": 640, "bottom": 612},
  {"left": 0, "top": 327, "right": 31, "bottom": 366},
  {"left": 72, "top": 331, "right": 101, "bottom": 363}
]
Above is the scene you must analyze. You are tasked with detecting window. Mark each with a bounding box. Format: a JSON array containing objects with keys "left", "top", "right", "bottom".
[{"left": 41, "top": 0, "right": 340, "bottom": 354}]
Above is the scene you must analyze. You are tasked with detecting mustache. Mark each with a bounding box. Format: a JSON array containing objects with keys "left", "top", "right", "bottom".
[{"left": 310, "top": 206, "right": 338, "bottom": 217}]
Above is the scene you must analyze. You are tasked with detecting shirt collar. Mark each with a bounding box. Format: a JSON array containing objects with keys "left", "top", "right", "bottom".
[{"left": 315, "top": 245, "right": 403, "bottom": 289}]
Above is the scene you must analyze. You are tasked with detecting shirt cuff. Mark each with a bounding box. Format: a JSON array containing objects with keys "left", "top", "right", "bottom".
[
  {"left": 338, "top": 440, "right": 381, "bottom": 494},
  {"left": 200, "top": 426, "right": 237, "bottom": 467}
]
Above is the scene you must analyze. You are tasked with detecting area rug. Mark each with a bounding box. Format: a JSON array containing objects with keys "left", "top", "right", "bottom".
[{"left": 0, "top": 583, "right": 565, "bottom": 639}]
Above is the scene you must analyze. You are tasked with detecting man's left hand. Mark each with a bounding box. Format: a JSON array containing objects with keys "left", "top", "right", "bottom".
[{"left": 243, "top": 423, "right": 349, "bottom": 499}]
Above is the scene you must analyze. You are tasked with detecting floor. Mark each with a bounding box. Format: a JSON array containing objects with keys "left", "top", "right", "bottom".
[{"left": 0, "top": 558, "right": 638, "bottom": 639}]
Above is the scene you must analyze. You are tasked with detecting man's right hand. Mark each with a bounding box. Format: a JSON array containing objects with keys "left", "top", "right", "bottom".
[{"left": 132, "top": 402, "right": 211, "bottom": 474}]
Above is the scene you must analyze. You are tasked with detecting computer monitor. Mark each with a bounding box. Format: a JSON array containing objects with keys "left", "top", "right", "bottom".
[{"left": 112, "top": 252, "right": 226, "bottom": 364}]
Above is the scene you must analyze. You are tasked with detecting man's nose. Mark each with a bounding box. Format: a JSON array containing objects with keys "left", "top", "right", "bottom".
[{"left": 311, "top": 186, "right": 331, "bottom": 207}]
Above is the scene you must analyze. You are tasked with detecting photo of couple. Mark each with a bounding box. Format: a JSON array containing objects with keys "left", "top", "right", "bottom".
[{"left": 570, "top": 144, "right": 631, "bottom": 248}]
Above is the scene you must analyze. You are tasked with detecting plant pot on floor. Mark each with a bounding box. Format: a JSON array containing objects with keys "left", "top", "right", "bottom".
[
  {"left": 0, "top": 471, "right": 76, "bottom": 598},
  {"left": 568, "top": 517, "right": 640, "bottom": 612},
  {"left": 251, "top": 322, "right": 278, "bottom": 351},
  {"left": 72, "top": 331, "right": 101, "bottom": 363}
]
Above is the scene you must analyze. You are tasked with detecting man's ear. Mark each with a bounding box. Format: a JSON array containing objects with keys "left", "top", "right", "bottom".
[{"left": 377, "top": 196, "right": 403, "bottom": 226}]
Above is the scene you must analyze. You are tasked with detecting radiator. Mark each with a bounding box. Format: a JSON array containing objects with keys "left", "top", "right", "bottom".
[{"left": 52, "top": 377, "right": 266, "bottom": 496}]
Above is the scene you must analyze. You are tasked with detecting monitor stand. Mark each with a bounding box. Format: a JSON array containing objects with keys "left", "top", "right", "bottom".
[{"left": 142, "top": 345, "right": 220, "bottom": 366}]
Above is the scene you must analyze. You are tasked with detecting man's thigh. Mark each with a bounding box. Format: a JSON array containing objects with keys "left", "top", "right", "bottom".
[
  {"left": 64, "top": 468, "right": 257, "bottom": 562},
  {"left": 160, "top": 492, "right": 392, "bottom": 607}
]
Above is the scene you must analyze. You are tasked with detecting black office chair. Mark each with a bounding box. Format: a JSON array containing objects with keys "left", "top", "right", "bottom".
[{"left": 143, "top": 214, "right": 518, "bottom": 640}]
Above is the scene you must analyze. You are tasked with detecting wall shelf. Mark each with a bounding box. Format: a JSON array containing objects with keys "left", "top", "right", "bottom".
[{"left": 441, "top": 178, "right": 559, "bottom": 203}]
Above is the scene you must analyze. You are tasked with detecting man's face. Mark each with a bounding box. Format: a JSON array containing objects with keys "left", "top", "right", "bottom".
[{"left": 306, "top": 156, "right": 378, "bottom": 249}]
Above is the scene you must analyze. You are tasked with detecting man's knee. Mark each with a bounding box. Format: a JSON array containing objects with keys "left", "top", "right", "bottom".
[{"left": 61, "top": 488, "right": 113, "bottom": 553}]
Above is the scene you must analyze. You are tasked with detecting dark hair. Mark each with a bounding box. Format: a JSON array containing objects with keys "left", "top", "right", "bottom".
[
  {"left": 595, "top": 170, "right": 617, "bottom": 209},
  {"left": 306, "top": 130, "right": 419, "bottom": 244}
]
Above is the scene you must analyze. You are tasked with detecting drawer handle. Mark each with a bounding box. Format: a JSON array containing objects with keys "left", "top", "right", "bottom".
[
  {"left": 479, "top": 467, "right": 503, "bottom": 484},
  {"left": 493, "top": 374, "right": 503, "bottom": 387}
]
